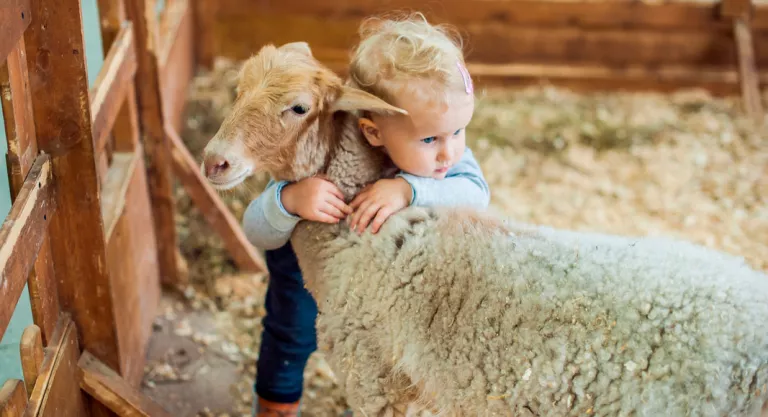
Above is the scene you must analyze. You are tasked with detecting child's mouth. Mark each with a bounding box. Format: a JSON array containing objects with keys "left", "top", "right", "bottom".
[{"left": 435, "top": 166, "right": 449, "bottom": 174}]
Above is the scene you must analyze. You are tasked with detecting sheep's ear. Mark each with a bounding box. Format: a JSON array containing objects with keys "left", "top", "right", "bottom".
[
  {"left": 330, "top": 85, "right": 408, "bottom": 116},
  {"left": 280, "top": 42, "right": 313, "bottom": 57}
]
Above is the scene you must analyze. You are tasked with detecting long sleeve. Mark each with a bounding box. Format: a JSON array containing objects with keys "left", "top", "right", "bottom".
[
  {"left": 241, "top": 180, "right": 302, "bottom": 250},
  {"left": 397, "top": 147, "right": 490, "bottom": 210}
]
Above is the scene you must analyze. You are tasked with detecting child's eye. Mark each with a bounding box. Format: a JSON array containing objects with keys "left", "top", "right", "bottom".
[{"left": 422, "top": 137, "right": 436, "bottom": 144}]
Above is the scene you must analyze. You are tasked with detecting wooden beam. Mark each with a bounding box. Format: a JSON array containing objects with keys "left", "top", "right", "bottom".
[
  {"left": 192, "top": 0, "right": 217, "bottom": 68},
  {"left": 213, "top": 0, "right": 768, "bottom": 31},
  {"left": 0, "top": 0, "right": 30, "bottom": 62},
  {"left": 96, "top": 0, "right": 127, "bottom": 52},
  {"left": 721, "top": 0, "right": 754, "bottom": 19},
  {"left": 78, "top": 351, "right": 174, "bottom": 417},
  {"left": 125, "top": 0, "right": 181, "bottom": 286},
  {"left": 20, "top": 325, "right": 44, "bottom": 397},
  {"left": 734, "top": 17, "right": 765, "bottom": 122},
  {"left": 0, "top": 380, "right": 27, "bottom": 417},
  {"left": 0, "top": 156, "right": 55, "bottom": 341},
  {"left": 159, "top": 0, "right": 195, "bottom": 132},
  {"left": 23, "top": 0, "right": 121, "bottom": 378},
  {"left": 0, "top": 39, "right": 59, "bottom": 346},
  {"left": 165, "top": 123, "right": 267, "bottom": 273},
  {"left": 90, "top": 24, "right": 138, "bottom": 153},
  {"left": 25, "top": 315, "right": 88, "bottom": 417},
  {"left": 101, "top": 152, "right": 139, "bottom": 242}
]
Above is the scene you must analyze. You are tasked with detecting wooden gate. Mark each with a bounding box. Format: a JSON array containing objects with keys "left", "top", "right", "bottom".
[{"left": 0, "top": 0, "right": 184, "bottom": 414}]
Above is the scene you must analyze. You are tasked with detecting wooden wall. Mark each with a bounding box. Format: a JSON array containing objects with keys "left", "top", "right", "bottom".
[{"left": 193, "top": 0, "right": 768, "bottom": 94}]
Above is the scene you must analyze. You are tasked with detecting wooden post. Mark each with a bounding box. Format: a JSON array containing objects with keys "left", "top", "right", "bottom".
[
  {"left": 22, "top": 1, "right": 122, "bottom": 415},
  {"left": 124, "top": 0, "right": 181, "bottom": 286},
  {"left": 720, "top": 0, "right": 764, "bottom": 123}
]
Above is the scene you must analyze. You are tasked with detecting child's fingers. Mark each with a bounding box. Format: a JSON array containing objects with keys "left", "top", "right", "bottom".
[
  {"left": 320, "top": 202, "right": 346, "bottom": 219},
  {"left": 327, "top": 195, "right": 352, "bottom": 215},
  {"left": 312, "top": 211, "right": 340, "bottom": 224},
  {"left": 349, "top": 191, "right": 369, "bottom": 209},
  {"left": 325, "top": 182, "right": 346, "bottom": 200},
  {"left": 370, "top": 206, "right": 395, "bottom": 234},
  {"left": 354, "top": 201, "right": 382, "bottom": 234},
  {"left": 349, "top": 199, "right": 374, "bottom": 230}
]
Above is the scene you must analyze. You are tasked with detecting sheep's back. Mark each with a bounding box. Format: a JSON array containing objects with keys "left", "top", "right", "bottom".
[{"left": 317, "top": 206, "right": 768, "bottom": 416}]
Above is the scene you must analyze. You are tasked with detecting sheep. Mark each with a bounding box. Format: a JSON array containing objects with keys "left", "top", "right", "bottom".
[{"left": 200, "top": 41, "right": 768, "bottom": 417}]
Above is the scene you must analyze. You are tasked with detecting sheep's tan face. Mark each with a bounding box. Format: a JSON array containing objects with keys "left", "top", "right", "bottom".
[
  {"left": 201, "top": 42, "right": 341, "bottom": 189},
  {"left": 201, "top": 41, "right": 408, "bottom": 190}
]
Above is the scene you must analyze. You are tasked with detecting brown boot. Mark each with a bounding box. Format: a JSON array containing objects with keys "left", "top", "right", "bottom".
[{"left": 254, "top": 397, "right": 301, "bottom": 417}]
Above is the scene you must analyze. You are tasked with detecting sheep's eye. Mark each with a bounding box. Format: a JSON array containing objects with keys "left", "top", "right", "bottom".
[{"left": 291, "top": 104, "right": 309, "bottom": 115}]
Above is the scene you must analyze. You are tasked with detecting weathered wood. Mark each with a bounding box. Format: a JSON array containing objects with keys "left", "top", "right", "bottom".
[
  {"left": 192, "top": 0, "right": 217, "bottom": 67},
  {"left": 212, "top": 12, "right": 768, "bottom": 69},
  {"left": 103, "top": 152, "right": 161, "bottom": 385},
  {"left": 125, "top": 0, "right": 180, "bottom": 286},
  {"left": 159, "top": 0, "right": 195, "bottom": 132},
  {"left": 1, "top": 39, "right": 38, "bottom": 199},
  {"left": 721, "top": 0, "right": 754, "bottom": 19},
  {"left": 101, "top": 152, "right": 138, "bottom": 241},
  {"left": 0, "top": 380, "right": 27, "bottom": 417},
  {"left": 0, "top": 40, "right": 59, "bottom": 346},
  {"left": 733, "top": 17, "right": 765, "bottom": 122},
  {"left": 25, "top": 315, "right": 89, "bottom": 417},
  {"left": 78, "top": 351, "right": 173, "bottom": 417},
  {"left": 0, "top": 0, "right": 30, "bottom": 62},
  {"left": 166, "top": 123, "right": 267, "bottom": 273},
  {"left": 20, "top": 325, "right": 44, "bottom": 397},
  {"left": 23, "top": 0, "right": 121, "bottom": 378},
  {"left": 212, "top": 0, "right": 768, "bottom": 31},
  {"left": 96, "top": 0, "right": 126, "bottom": 51},
  {"left": 0, "top": 156, "right": 55, "bottom": 341},
  {"left": 90, "top": 24, "right": 138, "bottom": 153}
]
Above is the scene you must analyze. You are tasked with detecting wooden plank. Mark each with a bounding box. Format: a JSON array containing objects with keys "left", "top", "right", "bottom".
[
  {"left": 96, "top": 0, "right": 126, "bottom": 51},
  {"left": 23, "top": 0, "right": 122, "bottom": 379},
  {"left": 159, "top": 0, "right": 195, "bottom": 133},
  {"left": 734, "top": 18, "right": 765, "bottom": 122},
  {"left": 166, "top": 124, "right": 267, "bottom": 273},
  {"left": 101, "top": 152, "right": 139, "bottom": 241},
  {"left": 78, "top": 351, "right": 173, "bottom": 417},
  {"left": 20, "top": 325, "right": 44, "bottom": 397},
  {"left": 104, "top": 153, "right": 161, "bottom": 386},
  {"left": 0, "top": 38, "right": 38, "bottom": 199},
  {"left": 212, "top": 12, "right": 768, "bottom": 69},
  {"left": 0, "top": 40, "right": 59, "bottom": 346},
  {"left": 0, "top": 156, "right": 55, "bottom": 341},
  {"left": 0, "top": 380, "right": 27, "bottom": 417},
  {"left": 192, "top": 0, "right": 217, "bottom": 67},
  {"left": 212, "top": 0, "right": 768, "bottom": 31},
  {"left": 25, "top": 315, "right": 89, "bottom": 417},
  {"left": 125, "top": 0, "right": 181, "bottom": 286},
  {"left": 90, "top": 24, "right": 138, "bottom": 153},
  {"left": 0, "top": 0, "right": 30, "bottom": 62},
  {"left": 721, "top": 0, "right": 754, "bottom": 19}
]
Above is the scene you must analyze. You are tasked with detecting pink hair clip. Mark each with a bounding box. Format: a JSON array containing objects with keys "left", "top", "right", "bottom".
[{"left": 456, "top": 60, "right": 473, "bottom": 95}]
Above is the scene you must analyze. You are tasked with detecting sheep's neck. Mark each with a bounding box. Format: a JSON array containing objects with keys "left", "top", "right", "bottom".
[
  {"left": 290, "top": 111, "right": 393, "bottom": 301},
  {"left": 324, "top": 112, "right": 395, "bottom": 201}
]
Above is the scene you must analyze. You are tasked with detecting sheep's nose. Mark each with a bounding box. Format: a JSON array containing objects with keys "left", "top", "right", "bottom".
[{"left": 204, "top": 155, "right": 230, "bottom": 177}]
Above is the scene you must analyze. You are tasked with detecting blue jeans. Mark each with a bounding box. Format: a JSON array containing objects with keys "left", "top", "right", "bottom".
[{"left": 256, "top": 241, "right": 318, "bottom": 404}]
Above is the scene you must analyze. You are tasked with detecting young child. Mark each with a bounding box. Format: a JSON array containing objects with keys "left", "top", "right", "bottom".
[{"left": 243, "top": 13, "right": 490, "bottom": 416}]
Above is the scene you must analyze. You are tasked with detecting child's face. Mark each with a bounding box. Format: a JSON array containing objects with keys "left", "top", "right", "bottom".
[{"left": 360, "top": 88, "right": 474, "bottom": 179}]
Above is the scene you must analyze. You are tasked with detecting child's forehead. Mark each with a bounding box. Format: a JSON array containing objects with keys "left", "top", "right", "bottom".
[{"left": 391, "top": 92, "right": 474, "bottom": 136}]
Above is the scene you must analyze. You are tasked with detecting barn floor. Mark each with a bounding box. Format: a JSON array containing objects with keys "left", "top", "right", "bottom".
[{"left": 140, "top": 57, "right": 768, "bottom": 417}]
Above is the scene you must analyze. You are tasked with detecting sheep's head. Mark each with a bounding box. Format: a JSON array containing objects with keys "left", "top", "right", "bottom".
[{"left": 201, "top": 41, "right": 407, "bottom": 190}]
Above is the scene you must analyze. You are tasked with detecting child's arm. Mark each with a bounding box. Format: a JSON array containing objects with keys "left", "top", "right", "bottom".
[
  {"left": 242, "top": 180, "right": 301, "bottom": 250},
  {"left": 397, "top": 147, "right": 490, "bottom": 209},
  {"left": 242, "top": 177, "right": 353, "bottom": 250},
  {"left": 348, "top": 147, "right": 490, "bottom": 234}
]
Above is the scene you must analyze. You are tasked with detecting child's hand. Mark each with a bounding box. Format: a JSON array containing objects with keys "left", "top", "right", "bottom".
[
  {"left": 348, "top": 178, "right": 412, "bottom": 234},
  {"left": 281, "top": 177, "right": 352, "bottom": 223}
]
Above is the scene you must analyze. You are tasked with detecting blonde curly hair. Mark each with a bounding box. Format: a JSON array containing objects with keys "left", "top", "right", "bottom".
[{"left": 348, "top": 12, "right": 472, "bottom": 107}]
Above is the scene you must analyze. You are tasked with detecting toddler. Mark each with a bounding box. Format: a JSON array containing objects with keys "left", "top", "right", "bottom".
[{"left": 243, "top": 13, "right": 491, "bottom": 416}]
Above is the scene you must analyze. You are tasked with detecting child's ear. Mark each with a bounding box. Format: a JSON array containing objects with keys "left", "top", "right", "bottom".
[{"left": 358, "top": 118, "right": 383, "bottom": 147}]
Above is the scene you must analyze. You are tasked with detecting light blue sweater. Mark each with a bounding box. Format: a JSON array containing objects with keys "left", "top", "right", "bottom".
[{"left": 242, "top": 147, "right": 490, "bottom": 250}]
